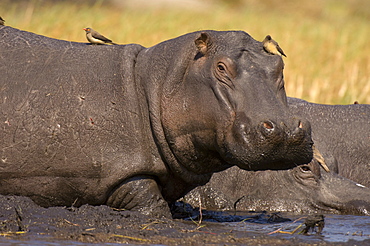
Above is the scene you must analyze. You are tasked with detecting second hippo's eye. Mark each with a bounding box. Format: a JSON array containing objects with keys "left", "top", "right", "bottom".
[{"left": 300, "top": 165, "right": 311, "bottom": 172}]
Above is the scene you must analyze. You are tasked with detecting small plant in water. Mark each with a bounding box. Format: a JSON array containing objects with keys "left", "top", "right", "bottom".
[
  {"left": 189, "top": 195, "right": 206, "bottom": 230},
  {"left": 268, "top": 214, "right": 325, "bottom": 235},
  {"left": 299, "top": 215, "right": 325, "bottom": 235}
]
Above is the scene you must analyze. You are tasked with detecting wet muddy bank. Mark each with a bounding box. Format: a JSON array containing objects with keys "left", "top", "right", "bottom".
[{"left": 0, "top": 195, "right": 369, "bottom": 245}]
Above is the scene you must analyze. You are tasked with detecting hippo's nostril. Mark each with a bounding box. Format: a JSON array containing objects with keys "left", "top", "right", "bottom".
[
  {"left": 263, "top": 121, "right": 274, "bottom": 130},
  {"left": 298, "top": 120, "right": 303, "bottom": 129}
]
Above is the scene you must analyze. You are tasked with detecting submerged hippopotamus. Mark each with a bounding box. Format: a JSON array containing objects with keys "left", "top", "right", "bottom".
[
  {"left": 185, "top": 156, "right": 370, "bottom": 215},
  {"left": 185, "top": 98, "right": 370, "bottom": 215},
  {"left": 0, "top": 26, "right": 313, "bottom": 217}
]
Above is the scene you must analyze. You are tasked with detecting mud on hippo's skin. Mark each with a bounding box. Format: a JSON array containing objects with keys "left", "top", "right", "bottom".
[
  {"left": 184, "top": 98, "right": 370, "bottom": 216},
  {"left": 0, "top": 26, "right": 312, "bottom": 217},
  {"left": 185, "top": 154, "right": 370, "bottom": 216},
  {"left": 287, "top": 97, "right": 370, "bottom": 187}
]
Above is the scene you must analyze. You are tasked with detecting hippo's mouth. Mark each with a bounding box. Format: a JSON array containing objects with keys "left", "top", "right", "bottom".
[
  {"left": 243, "top": 138, "right": 313, "bottom": 171},
  {"left": 242, "top": 159, "right": 308, "bottom": 171}
]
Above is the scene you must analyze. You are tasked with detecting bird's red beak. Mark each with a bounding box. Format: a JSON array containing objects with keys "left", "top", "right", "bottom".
[{"left": 83, "top": 28, "right": 87, "bottom": 31}]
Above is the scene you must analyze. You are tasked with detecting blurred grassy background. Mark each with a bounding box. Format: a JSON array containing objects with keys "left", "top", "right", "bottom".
[{"left": 1, "top": 0, "right": 369, "bottom": 104}]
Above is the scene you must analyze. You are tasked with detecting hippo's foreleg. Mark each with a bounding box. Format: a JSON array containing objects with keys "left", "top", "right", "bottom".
[{"left": 106, "top": 176, "right": 171, "bottom": 218}]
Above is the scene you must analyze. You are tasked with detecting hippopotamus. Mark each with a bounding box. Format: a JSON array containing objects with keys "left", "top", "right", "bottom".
[
  {"left": 288, "top": 97, "right": 370, "bottom": 186},
  {"left": 0, "top": 26, "right": 313, "bottom": 217},
  {"left": 185, "top": 98, "right": 370, "bottom": 215},
  {"left": 185, "top": 156, "right": 370, "bottom": 215}
]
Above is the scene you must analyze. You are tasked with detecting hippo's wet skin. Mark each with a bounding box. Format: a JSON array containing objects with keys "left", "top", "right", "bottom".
[
  {"left": 185, "top": 98, "right": 370, "bottom": 216},
  {"left": 0, "top": 26, "right": 313, "bottom": 217},
  {"left": 185, "top": 157, "right": 370, "bottom": 215},
  {"left": 288, "top": 98, "right": 370, "bottom": 187}
]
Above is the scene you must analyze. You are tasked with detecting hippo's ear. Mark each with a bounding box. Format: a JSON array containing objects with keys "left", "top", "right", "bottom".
[{"left": 195, "top": 32, "right": 211, "bottom": 56}]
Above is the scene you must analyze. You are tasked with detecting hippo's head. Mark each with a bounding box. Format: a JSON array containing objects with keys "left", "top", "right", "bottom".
[{"left": 137, "top": 30, "right": 313, "bottom": 186}]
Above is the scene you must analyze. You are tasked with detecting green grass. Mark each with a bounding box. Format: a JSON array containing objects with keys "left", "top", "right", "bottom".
[{"left": 2, "top": 0, "right": 369, "bottom": 104}]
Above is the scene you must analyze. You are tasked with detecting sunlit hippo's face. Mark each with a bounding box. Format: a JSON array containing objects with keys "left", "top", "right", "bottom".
[{"left": 161, "top": 31, "right": 313, "bottom": 173}]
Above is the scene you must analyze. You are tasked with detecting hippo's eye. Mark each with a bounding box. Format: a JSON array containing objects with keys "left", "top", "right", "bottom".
[
  {"left": 217, "top": 63, "right": 226, "bottom": 72},
  {"left": 214, "top": 58, "right": 237, "bottom": 87},
  {"left": 300, "top": 165, "right": 311, "bottom": 172}
]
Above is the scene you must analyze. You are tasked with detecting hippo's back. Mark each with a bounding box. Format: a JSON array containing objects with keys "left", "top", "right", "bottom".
[
  {"left": 0, "top": 26, "right": 159, "bottom": 207},
  {"left": 288, "top": 97, "right": 370, "bottom": 186}
]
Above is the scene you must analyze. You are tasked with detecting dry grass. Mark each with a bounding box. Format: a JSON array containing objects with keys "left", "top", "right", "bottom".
[{"left": 1, "top": 0, "right": 369, "bottom": 104}]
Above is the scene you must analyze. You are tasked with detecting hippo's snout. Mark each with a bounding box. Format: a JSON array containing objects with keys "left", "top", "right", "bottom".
[
  {"left": 227, "top": 114, "right": 313, "bottom": 171},
  {"left": 259, "top": 118, "right": 311, "bottom": 144},
  {"left": 287, "top": 119, "right": 313, "bottom": 147},
  {"left": 261, "top": 120, "right": 275, "bottom": 132},
  {"left": 259, "top": 120, "right": 285, "bottom": 143}
]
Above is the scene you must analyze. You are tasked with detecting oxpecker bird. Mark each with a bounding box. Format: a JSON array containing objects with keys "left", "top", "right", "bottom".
[
  {"left": 83, "top": 27, "right": 116, "bottom": 45},
  {"left": 262, "top": 35, "right": 286, "bottom": 57},
  {"left": 0, "top": 16, "right": 5, "bottom": 25}
]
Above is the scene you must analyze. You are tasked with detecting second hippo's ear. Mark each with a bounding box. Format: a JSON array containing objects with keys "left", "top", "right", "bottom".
[{"left": 195, "top": 32, "right": 211, "bottom": 56}]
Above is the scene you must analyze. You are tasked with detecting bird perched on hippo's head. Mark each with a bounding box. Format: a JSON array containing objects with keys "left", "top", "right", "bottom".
[{"left": 262, "top": 35, "right": 287, "bottom": 57}]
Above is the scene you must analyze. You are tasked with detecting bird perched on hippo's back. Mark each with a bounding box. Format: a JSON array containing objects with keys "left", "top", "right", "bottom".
[
  {"left": 0, "top": 16, "right": 5, "bottom": 26},
  {"left": 83, "top": 27, "right": 117, "bottom": 45},
  {"left": 262, "top": 35, "right": 286, "bottom": 57}
]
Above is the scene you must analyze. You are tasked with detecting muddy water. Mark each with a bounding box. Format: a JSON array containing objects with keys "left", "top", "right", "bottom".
[
  {"left": 0, "top": 214, "right": 369, "bottom": 245},
  {"left": 0, "top": 195, "right": 369, "bottom": 245},
  {"left": 228, "top": 212, "right": 370, "bottom": 243}
]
